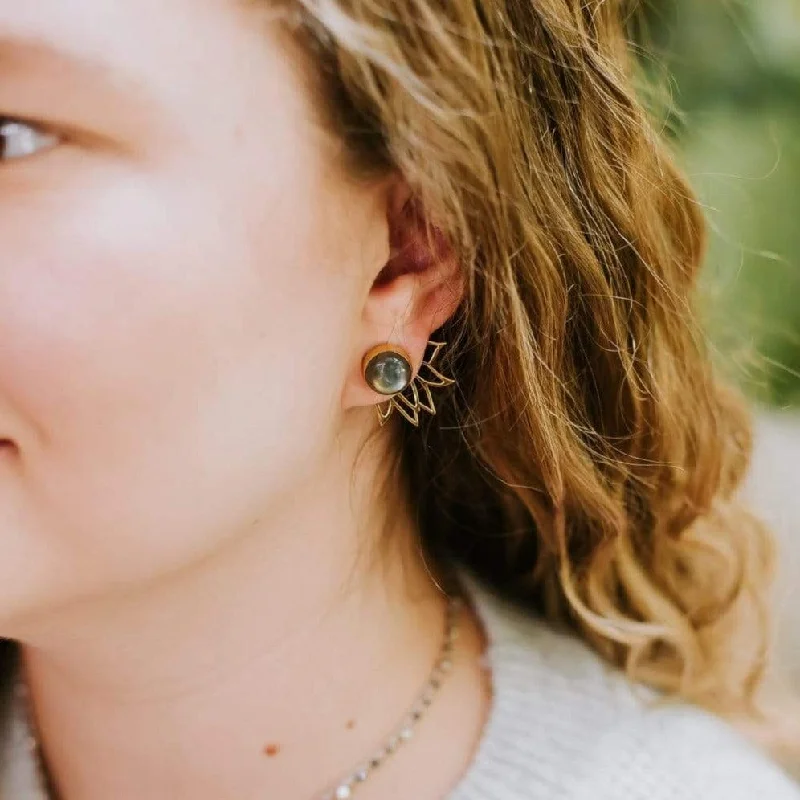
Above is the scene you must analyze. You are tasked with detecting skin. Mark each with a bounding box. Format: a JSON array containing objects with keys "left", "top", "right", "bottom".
[{"left": 0, "top": 0, "right": 487, "bottom": 797}]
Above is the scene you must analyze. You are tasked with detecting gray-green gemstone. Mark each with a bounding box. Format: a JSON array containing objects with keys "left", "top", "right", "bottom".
[{"left": 365, "top": 352, "right": 411, "bottom": 395}]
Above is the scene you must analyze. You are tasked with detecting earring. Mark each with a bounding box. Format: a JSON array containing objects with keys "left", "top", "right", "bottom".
[{"left": 362, "top": 341, "right": 455, "bottom": 427}]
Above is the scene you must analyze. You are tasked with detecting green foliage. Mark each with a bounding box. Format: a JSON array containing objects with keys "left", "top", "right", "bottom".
[{"left": 634, "top": 0, "right": 800, "bottom": 405}]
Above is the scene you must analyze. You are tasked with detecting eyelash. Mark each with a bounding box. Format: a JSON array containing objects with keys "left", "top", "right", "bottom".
[{"left": 0, "top": 117, "right": 61, "bottom": 162}]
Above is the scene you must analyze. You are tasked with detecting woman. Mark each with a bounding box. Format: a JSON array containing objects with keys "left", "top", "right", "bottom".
[{"left": 0, "top": 0, "right": 797, "bottom": 797}]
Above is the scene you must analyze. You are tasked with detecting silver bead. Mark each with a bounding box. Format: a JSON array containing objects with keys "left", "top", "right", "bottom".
[{"left": 335, "top": 784, "right": 352, "bottom": 799}]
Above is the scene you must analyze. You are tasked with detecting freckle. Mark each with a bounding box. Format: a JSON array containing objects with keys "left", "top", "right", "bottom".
[
  {"left": 346, "top": 719, "right": 356, "bottom": 730},
  {"left": 264, "top": 743, "right": 281, "bottom": 757}
]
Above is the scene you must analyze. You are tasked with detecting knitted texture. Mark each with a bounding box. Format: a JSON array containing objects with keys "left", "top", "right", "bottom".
[
  {"left": 1, "top": 581, "right": 798, "bottom": 799},
  {"left": 450, "top": 581, "right": 800, "bottom": 800}
]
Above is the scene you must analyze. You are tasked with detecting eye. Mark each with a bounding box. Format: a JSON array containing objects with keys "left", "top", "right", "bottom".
[{"left": 0, "top": 118, "right": 60, "bottom": 162}]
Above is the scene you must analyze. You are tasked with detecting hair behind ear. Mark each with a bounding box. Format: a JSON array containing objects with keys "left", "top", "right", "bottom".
[{"left": 285, "top": 0, "right": 780, "bottom": 741}]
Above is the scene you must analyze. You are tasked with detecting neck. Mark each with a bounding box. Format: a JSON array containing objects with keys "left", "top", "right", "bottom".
[{"left": 14, "top": 434, "right": 484, "bottom": 800}]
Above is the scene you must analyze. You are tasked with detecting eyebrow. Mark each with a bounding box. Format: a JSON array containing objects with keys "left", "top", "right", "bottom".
[
  {"left": 0, "top": 34, "right": 132, "bottom": 83},
  {"left": 0, "top": 32, "right": 162, "bottom": 140},
  {"left": 0, "top": 31, "right": 159, "bottom": 118}
]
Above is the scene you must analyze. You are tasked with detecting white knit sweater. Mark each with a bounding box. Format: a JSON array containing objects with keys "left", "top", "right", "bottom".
[{"left": 1, "top": 581, "right": 798, "bottom": 799}]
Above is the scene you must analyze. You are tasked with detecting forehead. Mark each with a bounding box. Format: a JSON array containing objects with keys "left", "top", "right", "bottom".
[
  {"left": 0, "top": 0, "right": 185, "bottom": 60},
  {"left": 0, "top": 0, "right": 278, "bottom": 93}
]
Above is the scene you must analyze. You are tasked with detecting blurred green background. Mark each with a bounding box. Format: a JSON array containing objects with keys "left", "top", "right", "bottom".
[
  {"left": 637, "top": 0, "right": 800, "bottom": 407},
  {"left": 635, "top": 7, "right": 800, "bottom": 771}
]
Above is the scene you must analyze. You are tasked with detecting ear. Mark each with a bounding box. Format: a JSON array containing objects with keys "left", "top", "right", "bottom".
[{"left": 342, "top": 181, "right": 464, "bottom": 413}]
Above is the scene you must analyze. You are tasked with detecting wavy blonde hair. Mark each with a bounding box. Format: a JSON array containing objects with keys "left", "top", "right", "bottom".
[{"left": 278, "top": 0, "right": 776, "bottom": 724}]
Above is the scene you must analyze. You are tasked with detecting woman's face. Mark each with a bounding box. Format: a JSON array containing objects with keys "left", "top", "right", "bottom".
[{"left": 0, "top": 0, "right": 390, "bottom": 626}]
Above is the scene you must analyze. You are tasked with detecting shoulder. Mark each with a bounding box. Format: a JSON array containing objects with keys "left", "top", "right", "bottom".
[
  {"left": 572, "top": 702, "right": 800, "bottom": 800},
  {"left": 456, "top": 576, "right": 800, "bottom": 800}
]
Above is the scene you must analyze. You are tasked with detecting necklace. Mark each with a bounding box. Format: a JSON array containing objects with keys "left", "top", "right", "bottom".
[{"left": 15, "top": 595, "right": 462, "bottom": 800}]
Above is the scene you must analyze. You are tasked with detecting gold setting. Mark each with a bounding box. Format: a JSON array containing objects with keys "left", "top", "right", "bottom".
[{"left": 374, "top": 340, "right": 455, "bottom": 427}]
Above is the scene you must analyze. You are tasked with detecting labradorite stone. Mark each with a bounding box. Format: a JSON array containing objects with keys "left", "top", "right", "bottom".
[{"left": 365, "top": 351, "right": 412, "bottom": 395}]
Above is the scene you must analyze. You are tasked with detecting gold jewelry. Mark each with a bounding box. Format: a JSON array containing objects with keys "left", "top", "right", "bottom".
[{"left": 363, "top": 340, "right": 455, "bottom": 427}]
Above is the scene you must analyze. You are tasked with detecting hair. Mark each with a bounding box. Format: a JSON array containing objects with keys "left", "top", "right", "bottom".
[{"left": 276, "top": 0, "right": 778, "bottom": 728}]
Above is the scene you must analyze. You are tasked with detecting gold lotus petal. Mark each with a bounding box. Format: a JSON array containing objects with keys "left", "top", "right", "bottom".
[
  {"left": 417, "top": 381, "right": 435, "bottom": 414},
  {"left": 418, "top": 364, "right": 455, "bottom": 388},
  {"left": 395, "top": 391, "right": 418, "bottom": 413},
  {"left": 392, "top": 398, "right": 420, "bottom": 426},
  {"left": 377, "top": 402, "right": 393, "bottom": 425}
]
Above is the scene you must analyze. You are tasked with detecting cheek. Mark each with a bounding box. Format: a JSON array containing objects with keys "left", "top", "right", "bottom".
[{"left": 0, "top": 162, "right": 358, "bottom": 595}]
